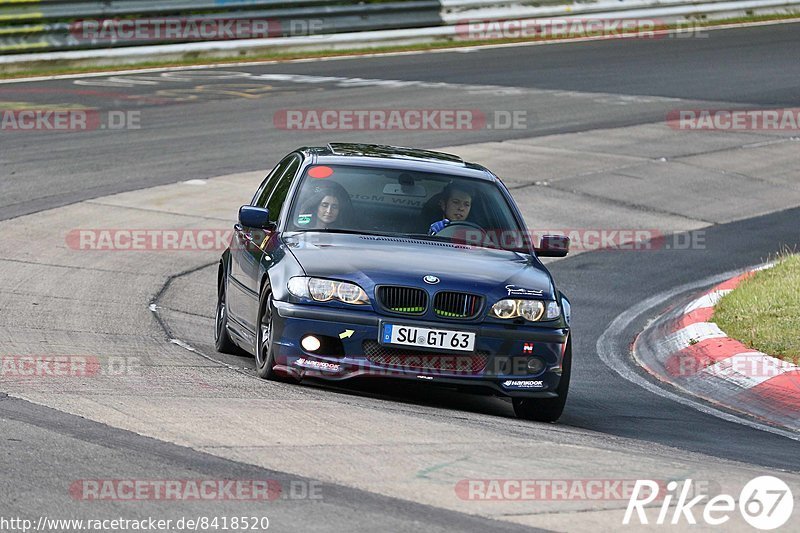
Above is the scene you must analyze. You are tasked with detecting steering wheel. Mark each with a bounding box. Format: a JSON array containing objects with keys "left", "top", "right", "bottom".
[{"left": 434, "top": 221, "right": 488, "bottom": 244}]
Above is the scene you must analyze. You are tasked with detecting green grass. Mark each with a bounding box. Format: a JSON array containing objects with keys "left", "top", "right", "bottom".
[
  {"left": 714, "top": 255, "right": 800, "bottom": 362},
  {"left": 2, "top": 13, "right": 799, "bottom": 80}
]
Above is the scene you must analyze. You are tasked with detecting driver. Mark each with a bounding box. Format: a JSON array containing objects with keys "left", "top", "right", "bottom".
[{"left": 428, "top": 183, "right": 474, "bottom": 235}]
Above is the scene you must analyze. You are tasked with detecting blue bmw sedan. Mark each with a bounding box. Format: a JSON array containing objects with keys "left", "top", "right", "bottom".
[{"left": 216, "top": 143, "right": 572, "bottom": 421}]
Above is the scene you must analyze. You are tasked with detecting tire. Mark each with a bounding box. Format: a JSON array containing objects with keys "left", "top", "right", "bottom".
[
  {"left": 215, "top": 267, "right": 243, "bottom": 355},
  {"left": 512, "top": 337, "right": 572, "bottom": 422},
  {"left": 255, "top": 285, "right": 295, "bottom": 382}
]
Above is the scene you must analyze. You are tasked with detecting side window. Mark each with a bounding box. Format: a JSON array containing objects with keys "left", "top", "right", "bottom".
[
  {"left": 266, "top": 156, "right": 301, "bottom": 221},
  {"left": 253, "top": 155, "right": 294, "bottom": 208}
]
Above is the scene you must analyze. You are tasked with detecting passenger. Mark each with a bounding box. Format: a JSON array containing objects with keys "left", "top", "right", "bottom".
[
  {"left": 428, "top": 183, "right": 474, "bottom": 235},
  {"left": 297, "top": 182, "right": 354, "bottom": 229}
]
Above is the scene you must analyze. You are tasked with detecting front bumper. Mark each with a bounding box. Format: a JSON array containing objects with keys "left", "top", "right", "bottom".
[{"left": 271, "top": 300, "right": 569, "bottom": 398}]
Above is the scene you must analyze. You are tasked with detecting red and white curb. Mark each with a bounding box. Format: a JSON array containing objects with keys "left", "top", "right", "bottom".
[{"left": 634, "top": 264, "right": 800, "bottom": 432}]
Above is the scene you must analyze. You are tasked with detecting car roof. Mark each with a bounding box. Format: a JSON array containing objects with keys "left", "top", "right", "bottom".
[{"left": 297, "top": 143, "right": 496, "bottom": 181}]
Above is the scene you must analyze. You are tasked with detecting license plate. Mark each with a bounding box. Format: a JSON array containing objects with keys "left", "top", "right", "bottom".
[{"left": 381, "top": 324, "right": 475, "bottom": 352}]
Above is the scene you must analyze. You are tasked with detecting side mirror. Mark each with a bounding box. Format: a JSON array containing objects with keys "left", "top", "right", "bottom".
[
  {"left": 238, "top": 205, "right": 272, "bottom": 229},
  {"left": 535, "top": 235, "right": 570, "bottom": 257}
]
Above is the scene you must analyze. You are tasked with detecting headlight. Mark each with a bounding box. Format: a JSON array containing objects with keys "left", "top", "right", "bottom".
[
  {"left": 288, "top": 277, "right": 369, "bottom": 305},
  {"left": 337, "top": 282, "right": 366, "bottom": 304},
  {"left": 489, "top": 299, "right": 558, "bottom": 322},
  {"left": 519, "top": 300, "right": 544, "bottom": 321},
  {"left": 309, "top": 278, "right": 336, "bottom": 301},
  {"left": 491, "top": 298, "right": 517, "bottom": 319}
]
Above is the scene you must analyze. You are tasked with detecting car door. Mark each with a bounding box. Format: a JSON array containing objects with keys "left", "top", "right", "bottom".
[{"left": 229, "top": 154, "right": 301, "bottom": 337}]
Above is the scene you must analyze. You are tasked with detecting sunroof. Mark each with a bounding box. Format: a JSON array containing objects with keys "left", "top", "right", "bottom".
[{"left": 326, "top": 143, "right": 464, "bottom": 165}]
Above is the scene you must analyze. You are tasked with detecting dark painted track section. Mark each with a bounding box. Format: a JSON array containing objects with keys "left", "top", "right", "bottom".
[
  {"left": 0, "top": 396, "right": 539, "bottom": 533},
  {"left": 552, "top": 205, "right": 800, "bottom": 470},
  {"left": 235, "top": 23, "right": 800, "bottom": 105}
]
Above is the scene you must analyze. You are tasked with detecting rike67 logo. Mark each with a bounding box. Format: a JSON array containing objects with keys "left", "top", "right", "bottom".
[{"left": 624, "top": 476, "right": 793, "bottom": 530}]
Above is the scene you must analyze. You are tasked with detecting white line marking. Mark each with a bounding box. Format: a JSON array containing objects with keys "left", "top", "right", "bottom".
[
  {"left": 596, "top": 265, "right": 800, "bottom": 441},
  {"left": 661, "top": 321, "right": 727, "bottom": 350},
  {"left": 684, "top": 289, "right": 731, "bottom": 312},
  {"left": 146, "top": 299, "right": 255, "bottom": 374},
  {"left": 167, "top": 338, "right": 252, "bottom": 374},
  {"left": 753, "top": 262, "right": 777, "bottom": 271}
]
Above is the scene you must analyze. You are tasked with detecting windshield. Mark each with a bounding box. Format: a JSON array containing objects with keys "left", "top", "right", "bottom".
[{"left": 286, "top": 164, "right": 530, "bottom": 251}]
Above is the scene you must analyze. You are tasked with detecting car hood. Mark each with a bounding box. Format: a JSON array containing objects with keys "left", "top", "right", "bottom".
[{"left": 283, "top": 232, "right": 556, "bottom": 300}]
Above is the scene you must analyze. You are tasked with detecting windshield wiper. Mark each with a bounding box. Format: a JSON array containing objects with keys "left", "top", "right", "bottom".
[
  {"left": 401, "top": 232, "right": 530, "bottom": 250},
  {"left": 298, "top": 228, "right": 405, "bottom": 238}
]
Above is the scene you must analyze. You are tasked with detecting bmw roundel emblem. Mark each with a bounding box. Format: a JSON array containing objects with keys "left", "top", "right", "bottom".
[{"left": 423, "top": 275, "right": 440, "bottom": 285}]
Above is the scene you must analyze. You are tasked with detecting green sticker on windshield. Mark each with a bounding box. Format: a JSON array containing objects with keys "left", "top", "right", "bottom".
[{"left": 297, "top": 214, "right": 312, "bottom": 225}]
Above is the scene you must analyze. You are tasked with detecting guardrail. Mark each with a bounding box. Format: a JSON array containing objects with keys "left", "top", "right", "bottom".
[
  {"left": 1, "top": 0, "right": 799, "bottom": 56},
  {"left": 0, "top": 0, "right": 444, "bottom": 54}
]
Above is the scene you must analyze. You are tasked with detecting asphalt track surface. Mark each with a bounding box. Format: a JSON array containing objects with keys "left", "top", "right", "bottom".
[
  {"left": 2, "top": 22, "right": 800, "bottom": 532},
  {"left": 2, "top": 22, "right": 799, "bottom": 221}
]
